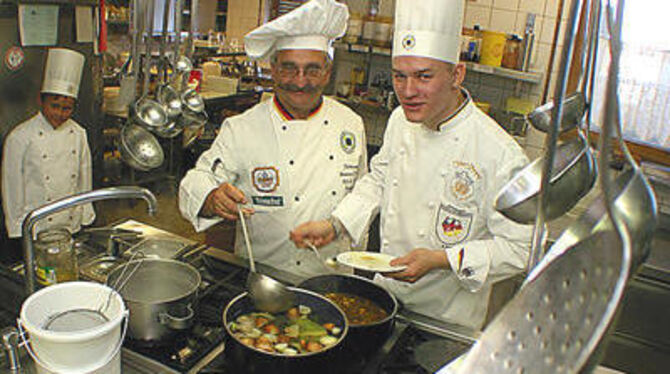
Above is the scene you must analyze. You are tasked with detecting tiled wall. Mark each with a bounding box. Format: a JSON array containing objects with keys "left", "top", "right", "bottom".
[{"left": 225, "top": 0, "right": 265, "bottom": 47}]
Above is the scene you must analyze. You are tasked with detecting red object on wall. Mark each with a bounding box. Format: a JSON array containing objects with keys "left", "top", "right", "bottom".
[{"left": 99, "top": 0, "right": 107, "bottom": 52}]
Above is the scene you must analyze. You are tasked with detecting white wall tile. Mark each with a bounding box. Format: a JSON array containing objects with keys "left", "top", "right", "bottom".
[
  {"left": 514, "top": 11, "right": 541, "bottom": 35},
  {"left": 543, "top": 0, "right": 561, "bottom": 17},
  {"left": 540, "top": 16, "right": 556, "bottom": 44},
  {"left": 468, "top": 0, "right": 494, "bottom": 7},
  {"left": 490, "top": 8, "right": 517, "bottom": 33},
  {"left": 531, "top": 41, "right": 552, "bottom": 71},
  {"left": 518, "top": 0, "right": 546, "bottom": 15},
  {"left": 493, "top": 0, "right": 519, "bottom": 11},
  {"left": 464, "top": 4, "right": 492, "bottom": 29}
]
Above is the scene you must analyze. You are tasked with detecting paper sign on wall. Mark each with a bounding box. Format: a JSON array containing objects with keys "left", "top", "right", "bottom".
[
  {"left": 75, "top": 6, "right": 94, "bottom": 43},
  {"left": 18, "top": 4, "right": 59, "bottom": 46}
]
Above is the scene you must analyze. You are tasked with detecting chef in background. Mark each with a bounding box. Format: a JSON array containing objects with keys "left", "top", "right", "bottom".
[
  {"left": 179, "top": 0, "right": 367, "bottom": 278},
  {"left": 2, "top": 48, "right": 95, "bottom": 244},
  {"left": 290, "top": 0, "right": 532, "bottom": 329}
]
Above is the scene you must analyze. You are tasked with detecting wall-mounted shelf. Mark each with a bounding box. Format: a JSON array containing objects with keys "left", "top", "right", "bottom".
[{"left": 335, "top": 41, "right": 543, "bottom": 84}]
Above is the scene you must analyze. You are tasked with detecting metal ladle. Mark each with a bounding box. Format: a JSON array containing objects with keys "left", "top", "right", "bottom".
[
  {"left": 238, "top": 207, "right": 295, "bottom": 313},
  {"left": 305, "top": 240, "right": 338, "bottom": 269}
]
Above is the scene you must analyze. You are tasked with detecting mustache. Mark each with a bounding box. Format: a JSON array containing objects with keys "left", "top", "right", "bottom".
[{"left": 277, "top": 82, "right": 320, "bottom": 93}]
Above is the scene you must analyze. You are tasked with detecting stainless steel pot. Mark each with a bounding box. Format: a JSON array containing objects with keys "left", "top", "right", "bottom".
[{"left": 106, "top": 258, "right": 200, "bottom": 342}]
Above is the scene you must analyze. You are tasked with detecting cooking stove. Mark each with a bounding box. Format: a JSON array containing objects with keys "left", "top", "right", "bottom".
[{"left": 121, "top": 248, "right": 475, "bottom": 373}]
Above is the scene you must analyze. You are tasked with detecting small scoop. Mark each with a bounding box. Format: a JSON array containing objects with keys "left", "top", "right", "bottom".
[{"left": 238, "top": 207, "right": 295, "bottom": 313}]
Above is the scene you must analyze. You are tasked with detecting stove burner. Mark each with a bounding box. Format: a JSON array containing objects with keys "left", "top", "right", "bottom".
[{"left": 377, "top": 326, "right": 471, "bottom": 374}]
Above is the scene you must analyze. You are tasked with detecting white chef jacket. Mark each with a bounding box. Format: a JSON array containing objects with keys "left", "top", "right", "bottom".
[
  {"left": 180, "top": 95, "right": 367, "bottom": 277},
  {"left": 332, "top": 91, "right": 532, "bottom": 329},
  {"left": 2, "top": 113, "right": 95, "bottom": 238}
]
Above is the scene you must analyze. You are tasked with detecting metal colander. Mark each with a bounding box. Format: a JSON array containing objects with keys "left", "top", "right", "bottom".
[{"left": 456, "top": 230, "right": 629, "bottom": 374}]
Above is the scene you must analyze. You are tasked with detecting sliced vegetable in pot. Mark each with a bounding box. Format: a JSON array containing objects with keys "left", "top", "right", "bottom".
[{"left": 229, "top": 304, "right": 342, "bottom": 356}]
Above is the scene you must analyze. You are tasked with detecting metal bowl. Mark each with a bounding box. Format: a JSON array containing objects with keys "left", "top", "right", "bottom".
[
  {"left": 119, "top": 124, "right": 165, "bottom": 171},
  {"left": 132, "top": 96, "right": 169, "bottom": 130},
  {"left": 181, "top": 88, "right": 205, "bottom": 113},
  {"left": 175, "top": 56, "right": 193, "bottom": 74},
  {"left": 157, "top": 85, "right": 183, "bottom": 119},
  {"left": 527, "top": 92, "right": 586, "bottom": 133},
  {"left": 495, "top": 135, "right": 597, "bottom": 224}
]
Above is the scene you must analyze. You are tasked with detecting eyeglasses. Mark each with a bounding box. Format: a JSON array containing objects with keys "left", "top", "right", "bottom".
[{"left": 276, "top": 64, "right": 327, "bottom": 79}]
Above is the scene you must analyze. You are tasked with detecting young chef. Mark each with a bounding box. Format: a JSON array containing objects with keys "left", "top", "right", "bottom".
[
  {"left": 290, "top": 0, "right": 533, "bottom": 329},
  {"left": 2, "top": 48, "right": 94, "bottom": 242},
  {"left": 179, "top": 0, "right": 367, "bottom": 277}
]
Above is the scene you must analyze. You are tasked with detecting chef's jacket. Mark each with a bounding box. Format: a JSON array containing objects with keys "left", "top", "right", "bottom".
[
  {"left": 332, "top": 91, "right": 532, "bottom": 329},
  {"left": 2, "top": 113, "right": 95, "bottom": 238},
  {"left": 180, "top": 96, "right": 367, "bottom": 277}
]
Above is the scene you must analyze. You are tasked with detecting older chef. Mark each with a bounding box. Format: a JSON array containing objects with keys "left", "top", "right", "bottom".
[
  {"left": 2, "top": 48, "right": 94, "bottom": 241},
  {"left": 179, "top": 0, "right": 367, "bottom": 278},
  {"left": 290, "top": 0, "right": 533, "bottom": 329}
]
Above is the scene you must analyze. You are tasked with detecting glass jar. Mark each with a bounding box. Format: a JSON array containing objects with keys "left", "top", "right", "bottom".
[
  {"left": 35, "top": 228, "right": 78, "bottom": 286},
  {"left": 501, "top": 34, "right": 523, "bottom": 70}
]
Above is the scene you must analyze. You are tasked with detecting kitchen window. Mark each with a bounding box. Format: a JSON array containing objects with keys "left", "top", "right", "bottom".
[{"left": 589, "top": 0, "right": 670, "bottom": 163}]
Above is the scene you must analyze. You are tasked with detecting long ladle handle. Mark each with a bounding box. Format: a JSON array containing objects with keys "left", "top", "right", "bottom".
[
  {"left": 238, "top": 206, "right": 256, "bottom": 273},
  {"left": 142, "top": 0, "right": 156, "bottom": 98}
]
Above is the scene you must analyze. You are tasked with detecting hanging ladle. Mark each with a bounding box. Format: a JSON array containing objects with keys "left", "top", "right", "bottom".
[{"left": 238, "top": 206, "right": 295, "bottom": 313}]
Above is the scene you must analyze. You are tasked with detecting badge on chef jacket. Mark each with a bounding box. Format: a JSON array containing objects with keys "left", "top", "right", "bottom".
[
  {"left": 436, "top": 204, "right": 472, "bottom": 246},
  {"left": 340, "top": 131, "right": 356, "bottom": 154},
  {"left": 252, "top": 166, "right": 279, "bottom": 193},
  {"left": 449, "top": 161, "right": 480, "bottom": 201}
]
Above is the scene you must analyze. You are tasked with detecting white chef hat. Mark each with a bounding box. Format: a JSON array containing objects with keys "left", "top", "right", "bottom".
[
  {"left": 244, "top": 0, "right": 349, "bottom": 61},
  {"left": 41, "top": 48, "right": 85, "bottom": 99},
  {"left": 393, "top": 0, "right": 465, "bottom": 64}
]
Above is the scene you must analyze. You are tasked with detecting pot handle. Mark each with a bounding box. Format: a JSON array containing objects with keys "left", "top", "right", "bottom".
[{"left": 158, "top": 303, "right": 194, "bottom": 330}]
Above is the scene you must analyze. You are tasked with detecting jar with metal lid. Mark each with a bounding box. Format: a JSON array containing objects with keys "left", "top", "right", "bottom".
[
  {"left": 501, "top": 34, "right": 523, "bottom": 70},
  {"left": 34, "top": 227, "right": 78, "bottom": 285}
]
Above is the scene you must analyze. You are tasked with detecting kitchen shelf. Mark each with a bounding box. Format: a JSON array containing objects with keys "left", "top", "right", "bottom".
[{"left": 335, "top": 41, "right": 543, "bottom": 84}]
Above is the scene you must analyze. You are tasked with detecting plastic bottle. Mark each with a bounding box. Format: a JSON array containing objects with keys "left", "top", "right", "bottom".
[{"left": 472, "top": 25, "right": 483, "bottom": 62}]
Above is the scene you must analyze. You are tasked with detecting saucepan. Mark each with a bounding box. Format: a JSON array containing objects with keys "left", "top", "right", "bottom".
[
  {"left": 495, "top": 133, "right": 597, "bottom": 224},
  {"left": 222, "top": 287, "right": 349, "bottom": 374},
  {"left": 107, "top": 258, "right": 200, "bottom": 343}
]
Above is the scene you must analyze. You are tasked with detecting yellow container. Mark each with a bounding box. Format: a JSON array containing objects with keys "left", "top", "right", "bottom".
[{"left": 480, "top": 31, "right": 507, "bottom": 67}]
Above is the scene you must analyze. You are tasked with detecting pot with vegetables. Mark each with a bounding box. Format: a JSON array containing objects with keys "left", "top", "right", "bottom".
[
  {"left": 298, "top": 274, "right": 398, "bottom": 357},
  {"left": 223, "top": 287, "right": 349, "bottom": 374}
]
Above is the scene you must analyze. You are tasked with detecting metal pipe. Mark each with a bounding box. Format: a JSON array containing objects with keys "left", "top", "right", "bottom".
[
  {"left": 527, "top": 0, "right": 585, "bottom": 273},
  {"left": 21, "top": 187, "right": 158, "bottom": 295}
]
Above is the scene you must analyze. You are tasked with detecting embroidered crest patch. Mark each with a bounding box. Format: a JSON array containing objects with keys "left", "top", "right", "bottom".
[
  {"left": 449, "top": 161, "right": 480, "bottom": 201},
  {"left": 402, "top": 34, "right": 416, "bottom": 50},
  {"left": 340, "top": 131, "right": 356, "bottom": 154},
  {"left": 252, "top": 167, "right": 279, "bottom": 193},
  {"left": 435, "top": 204, "right": 472, "bottom": 246}
]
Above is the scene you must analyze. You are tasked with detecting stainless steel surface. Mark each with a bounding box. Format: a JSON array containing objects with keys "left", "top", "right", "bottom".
[
  {"left": 525, "top": 0, "right": 586, "bottom": 274},
  {"left": 21, "top": 187, "right": 157, "bottom": 294},
  {"left": 456, "top": 230, "right": 630, "bottom": 374},
  {"left": 238, "top": 208, "right": 295, "bottom": 313},
  {"left": 107, "top": 258, "right": 200, "bottom": 341},
  {"left": 527, "top": 92, "right": 587, "bottom": 133},
  {"left": 119, "top": 123, "right": 165, "bottom": 171},
  {"left": 180, "top": 88, "right": 205, "bottom": 113},
  {"left": 495, "top": 134, "right": 596, "bottom": 224},
  {"left": 156, "top": 84, "right": 182, "bottom": 120},
  {"left": 122, "top": 237, "right": 190, "bottom": 260}
]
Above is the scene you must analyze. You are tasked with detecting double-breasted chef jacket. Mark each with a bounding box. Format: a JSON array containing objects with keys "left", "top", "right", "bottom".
[
  {"left": 332, "top": 90, "right": 533, "bottom": 329},
  {"left": 180, "top": 95, "right": 367, "bottom": 278},
  {"left": 2, "top": 113, "right": 95, "bottom": 238}
]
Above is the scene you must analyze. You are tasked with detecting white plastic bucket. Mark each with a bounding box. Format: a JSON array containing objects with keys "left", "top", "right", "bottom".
[{"left": 18, "top": 282, "right": 128, "bottom": 374}]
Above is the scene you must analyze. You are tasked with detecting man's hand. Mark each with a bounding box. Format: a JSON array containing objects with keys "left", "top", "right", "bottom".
[
  {"left": 290, "top": 220, "right": 336, "bottom": 248},
  {"left": 383, "top": 248, "right": 449, "bottom": 283},
  {"left": 200, "top": 183, "right": 253, "bottom": 220}
]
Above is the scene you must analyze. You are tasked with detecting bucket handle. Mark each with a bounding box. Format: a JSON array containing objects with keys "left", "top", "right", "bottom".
[
  {"left": 16, "top": 310, "right": 129, "bottom": 374},
  {"left": 158, "top": 303, "right": 194, "bottom": 330}
]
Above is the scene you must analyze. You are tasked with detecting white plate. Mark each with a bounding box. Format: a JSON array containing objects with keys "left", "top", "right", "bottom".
[{"left": 336, "top": 252, "right": 407, "bottom": 273}]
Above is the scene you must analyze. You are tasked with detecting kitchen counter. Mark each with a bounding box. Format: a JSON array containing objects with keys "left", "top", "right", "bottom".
[{"left": 0, "top": 219, "right": 663, "bottom": 373}]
